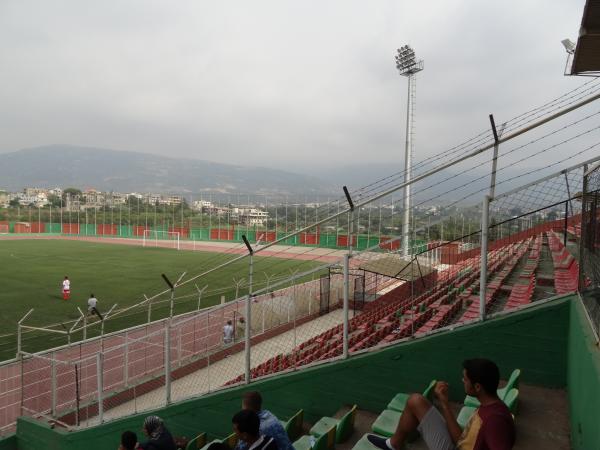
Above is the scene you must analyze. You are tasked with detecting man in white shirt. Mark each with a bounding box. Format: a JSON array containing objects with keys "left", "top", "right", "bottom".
[
  {"left": 88, "top": 294, "right": 101, "bottom": 319},
  {"left": 62, "top": 276, "right": 71, "bottom": 300},
  {"left": 223, "top": 320, "right": 234, "bottom": 344}
]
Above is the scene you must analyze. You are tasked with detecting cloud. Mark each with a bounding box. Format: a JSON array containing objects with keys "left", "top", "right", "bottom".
[{"left": 0, "top": 0, "right": 590, "bottom": 172}]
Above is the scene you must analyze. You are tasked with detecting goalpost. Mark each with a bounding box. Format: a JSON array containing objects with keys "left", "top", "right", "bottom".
[{"left": 142, "top": 230, "right": 181, "bottom": 250}]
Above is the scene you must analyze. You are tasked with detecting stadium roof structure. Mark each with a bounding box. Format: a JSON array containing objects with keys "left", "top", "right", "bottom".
[
  {"left": 571, "top": 0, "right": 600, "bottom": 75},
  {"left": 358, "top": 255, "right": 435, "bottom": 281}
]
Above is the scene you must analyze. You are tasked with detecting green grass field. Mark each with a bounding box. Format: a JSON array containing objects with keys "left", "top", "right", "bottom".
[{"left": 0, "top": 239, "right": 322, "bottom": 361}]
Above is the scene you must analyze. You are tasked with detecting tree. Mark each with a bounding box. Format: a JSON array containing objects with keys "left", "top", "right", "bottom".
[
  {"left": 62, "top": 188, "right": 82, "bottom": 202},
  {"left": 9, "top": 198, "right": 20, "bottom": 207},
  {"left": 47, "top": 194, "right": 62, "bottom": 207}
]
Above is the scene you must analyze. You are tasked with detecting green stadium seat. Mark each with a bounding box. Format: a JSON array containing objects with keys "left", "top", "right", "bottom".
[
  {"left": 457, "top": 406, "right": 476, "bottom": 429},
  {"left": 503, "top": 388, "right": 519, "bottom": 414},
  {"left": 310, "top": 404, "right": 357, "bottom": 443},
  {"left": 185, "top": 432, "right": 206, "bottom": 450},
  {"left": 458, "top": 389, "right": 519, "bottom": 429},
  {"left": 199, "top": 433, "right": 238, "bottom": 450},
  {"left": 280, "top": 409, "right": 304, "bottom": 441},
  {"left": 371, "top": 409, "right": 401, "bottom": 437},
  {"left": 464, "top": 369, "right": 520, "bottom": 407},
  {"left": 351, "top": 433, "right": 381, "bottom": 450},
  {"left": 294, "top": 424, "right": 336, "bottom": 450},
  {"left": 387, "top": 380, "right": 437, "bottom": 412}
]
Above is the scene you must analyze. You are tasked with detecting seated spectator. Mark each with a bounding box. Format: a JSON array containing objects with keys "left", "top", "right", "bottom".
[
  {"left": 138, "top": 415, "right": 177, "bottom": 450},
  {"left": 207, "top": 443, "right": 230, "bottom": 450},
  {"left": 119, "top": 430, "right": 138, "bottom": 450},
  {"left": 232, "top": 410, "right": 277, "bottom": 450},
  {"left": 367, "top": 358, "right": 515, "bottom": 450},
  {"left": 235, "top": 391, "right": 293, "bottom": 450}
]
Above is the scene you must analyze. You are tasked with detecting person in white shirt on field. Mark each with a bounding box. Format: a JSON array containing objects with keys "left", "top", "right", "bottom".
[
  {"left": 87, "top": 294, "right": 100, "bottom": 317},
  {"left": 62, "top": 276, "right": 71, "bottom": 300},
  {"left": 223, "top": 320, "right": 234, "bottom": 344}
]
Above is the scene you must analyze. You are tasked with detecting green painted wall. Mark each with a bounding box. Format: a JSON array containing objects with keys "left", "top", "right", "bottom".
[
  {"left": 567, "top": 298, "right": 600, "bottom": 450},
  {"left": 0, "top": 436, "right": 17, "bottom": 450},
  {"left": 14, "top": 297, "right": 572, "bottom": 450}
]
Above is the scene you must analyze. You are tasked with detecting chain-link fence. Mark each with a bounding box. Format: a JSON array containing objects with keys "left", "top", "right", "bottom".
[
  {"left": 2, "top": 85, "right": 600, "bottom": 435},
  {"left": 580, "top": 163, "right": 600, "bottom": 341}
]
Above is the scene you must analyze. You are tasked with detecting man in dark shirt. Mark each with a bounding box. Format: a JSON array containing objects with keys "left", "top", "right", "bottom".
[
  {"left": 368, "top": 358, "right": 515, "bottom": 450},
  {"left": 232, "top": 410, "right": 278, "bottom": 450}
]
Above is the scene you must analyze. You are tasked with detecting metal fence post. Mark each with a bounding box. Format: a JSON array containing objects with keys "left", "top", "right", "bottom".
[
  {"left": 97, "top": 352, "right": 104, "bottom": 424},
  {"left": 164, "top": 322, "right": 171, "bottom": 405},
  {"left": 343, "top": 254, "right": 350, "bottom": 359},
  {"left": 245, "top": 252, "right": 253, "bottom": 384},
  {"left": 479, "top": 195, "right": 490, "bottom": 321},
  {"left": 51, "top": 357, "right": 57, "bottom": 417},
  {"left": 124, "top": 330, "right": 129, "bottom": 387}
]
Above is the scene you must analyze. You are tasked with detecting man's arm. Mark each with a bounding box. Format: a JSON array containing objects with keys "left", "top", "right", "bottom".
[{"left": 434, "top": 382, "right": 463, "bottom": 444}]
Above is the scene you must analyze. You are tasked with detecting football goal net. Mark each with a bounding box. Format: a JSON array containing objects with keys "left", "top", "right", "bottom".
[{"left": 142, "top": 230, "right": 180, "bottom": 250}]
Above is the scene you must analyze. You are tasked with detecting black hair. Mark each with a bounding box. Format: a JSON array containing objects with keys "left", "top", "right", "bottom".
[
  {"left": 242, "top": 391, "right": 262, "bottom": 411},
  {"left": 207, "top": 443, "right": 230, "bottom": 450},
  {"left": 463, "top": 358, "right": 500, "bottom": 395},
  {"left": 232, "top": 409, "right": 260, "bottom": 437},
  {"left": 121, "top": 430, "right": 137, "bottom": 450}
]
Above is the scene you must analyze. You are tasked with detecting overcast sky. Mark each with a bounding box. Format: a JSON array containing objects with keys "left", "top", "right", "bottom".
[{"left": 0, "top": 0, "right": 590, "bottom": 173}]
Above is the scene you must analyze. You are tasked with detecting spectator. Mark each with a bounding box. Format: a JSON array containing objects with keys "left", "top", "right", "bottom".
[
  {"left": 367, "top": 358, "right": 515, "bottom": 450},
  {"left": 138, "top": 415, "right": 176, "bottom": 450},
  {"left": 119, "top": 431, "right": 138, "bottom": 450},
  {"left": 206, "top": 444, "right": 229, "bottom": 450},
  {"left": 223, "top": 320, "right": 234, "bottom": 344},
  {"left": 232, "top": 410, "right": 277, "bottom": 450},
  {"left": 236, "top": 391, "right": 293, "bottom": 450}
]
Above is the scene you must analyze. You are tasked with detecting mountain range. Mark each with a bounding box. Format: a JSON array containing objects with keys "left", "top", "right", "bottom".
[
  {"left": 0, "top": 145, "right": 337, "bottom": 196},
  {"left": 0, "top": 145, "right": 534, "bottom": 204}
]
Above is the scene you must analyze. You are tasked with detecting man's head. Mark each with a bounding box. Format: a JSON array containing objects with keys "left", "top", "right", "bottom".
[
  {"left": 120, "top": 430, "right": 137, "bottom": 450},
  {"left": 143, "top": 415, "right": 163, "bottom": 436},
  {"left": 227, "top": 320, "right": 232, "bottom": 326},
  {"left": 90, "top": 294, "right": 94, "bottom": 298},
  {"left": 64, "top": 276, "right": 68, "bottom": 280},
  {"left": 462, "top": 358, "right": 500, "bottom": 397},
  {"left": 232, "top": 409, "right": 260, "bottom": 443},
  {"left": 242, "top": 391, "right": 262, "bottom": 412}
]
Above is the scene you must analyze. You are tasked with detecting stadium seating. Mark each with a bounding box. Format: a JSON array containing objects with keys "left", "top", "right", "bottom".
[
  {"left": 281, "top": 409, "right": 304, "bottom": 441},
  {"left": 310, "top": 405, "right": 357, "bottom": 444},
  {"left": 387, "top": 379, "right": 437, "bottom": 412},
  {"left": 457, "top": 388, "right": 519, "bottom": 428},
  {"left": 294, "top": 423, "right": 336, "bottom": 450},
  {"left": 464, "top": 369, "right": 521, "bottom": 408},
  {"left": 185, "top": 432, "right": 207, "bottom": 450}
]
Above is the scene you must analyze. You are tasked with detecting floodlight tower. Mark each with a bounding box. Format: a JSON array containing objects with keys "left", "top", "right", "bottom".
[{"left": 395, "top": 45, "right": 423, "bottom": 258}]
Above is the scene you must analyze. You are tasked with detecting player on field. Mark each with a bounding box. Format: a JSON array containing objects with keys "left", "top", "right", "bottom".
[
  {"left": 87, "top": 294, "right": 100, "bottom": 317},
  {"left": 62, "top": 276, "right": 71, "bottom": 300}
]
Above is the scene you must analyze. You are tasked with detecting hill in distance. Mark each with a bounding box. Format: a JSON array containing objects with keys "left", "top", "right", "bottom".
[{"left": 0, "top": 145, "right": 337, "bottom": 196}]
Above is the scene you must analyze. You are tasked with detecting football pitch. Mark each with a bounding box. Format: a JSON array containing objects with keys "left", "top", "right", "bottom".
[{"left": 0, "top": 239, "right": 322, "bottom": 361}]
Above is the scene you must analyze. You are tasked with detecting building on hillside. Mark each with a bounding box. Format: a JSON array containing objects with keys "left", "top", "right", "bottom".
[
  {"left": 0, "top": 191, "right": 8, "bottom": 208},
  {"left": 193, "top": 200, "right": 213, "bottom": 211},
  {"left": 82, "top": 189, "right": 104, "bottom": 207},
  {"left": 16, "top": 192, "right": 48, "bottom": 207},
  {"left": 232, "top": 207, "right": 269, "bottom": 226},
  {"left": 23, "top": 187, "right": 48, "bottom": 196}
]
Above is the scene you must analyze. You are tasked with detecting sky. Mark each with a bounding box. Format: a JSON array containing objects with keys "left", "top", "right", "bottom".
[{"left": 0, "top": 0, "right": 592, "bottom": 174}]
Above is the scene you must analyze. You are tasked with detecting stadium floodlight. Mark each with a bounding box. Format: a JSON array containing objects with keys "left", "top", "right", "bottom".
[
  {"left": 561, "top": 38, "right": 576, "bottom": 76},
  {"left": 395, "top": 45, "right": 423, "bottom": 258},
  {"left": 561, "top": 39, "right": 576, "bottom": 54}
]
